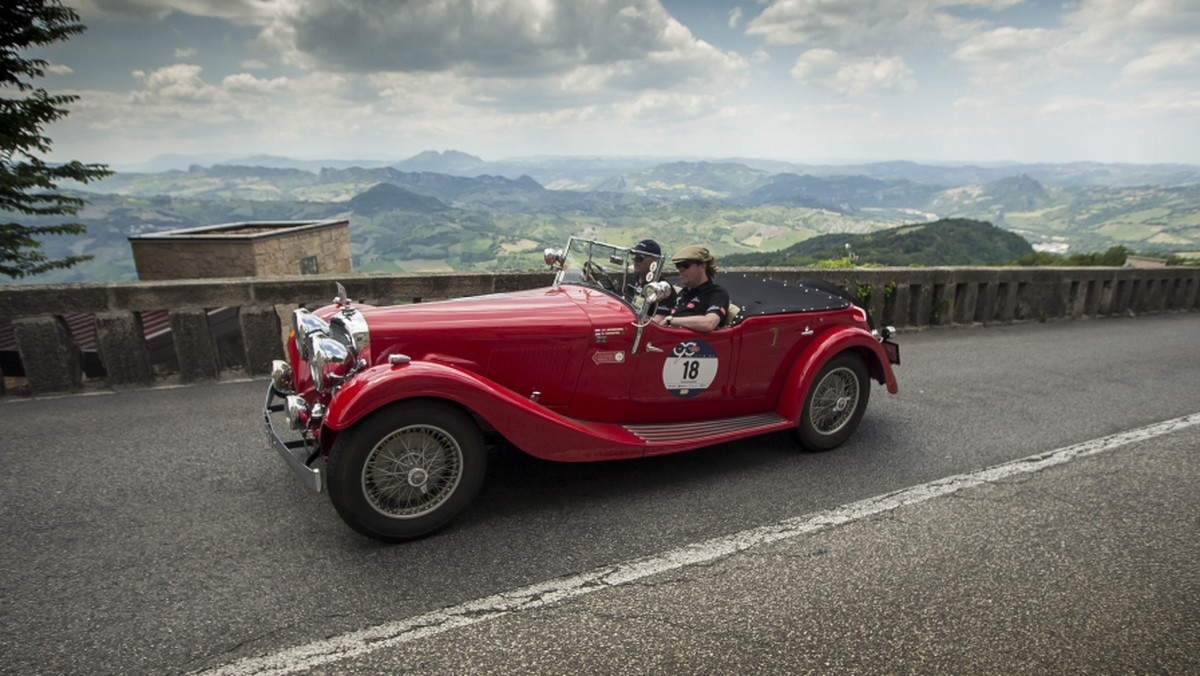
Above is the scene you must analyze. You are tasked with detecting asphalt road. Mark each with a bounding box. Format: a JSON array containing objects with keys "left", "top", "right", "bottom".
[{"left": 1, "top": 313, "right": 1198, "bottom": 674}]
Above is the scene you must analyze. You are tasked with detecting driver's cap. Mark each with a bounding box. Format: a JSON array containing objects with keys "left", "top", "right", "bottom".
[{"left": 671, "top": 244, "right": 712, "bottom": 264}]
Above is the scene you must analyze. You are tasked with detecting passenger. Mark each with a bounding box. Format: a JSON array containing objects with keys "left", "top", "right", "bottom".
[
  {"left": 656, "top": 245, "right": 729, "bottom": 333},
  {"left": 625, "top": 239, "right": 674, "bottom": 314}
]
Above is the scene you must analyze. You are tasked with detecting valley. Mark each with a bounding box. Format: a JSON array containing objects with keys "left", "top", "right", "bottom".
[{"left": 10, "top": 151, "right": 1199, "bottom": 284}]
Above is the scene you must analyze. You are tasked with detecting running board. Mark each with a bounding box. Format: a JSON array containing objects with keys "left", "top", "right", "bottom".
[{"left": 623, "top": 412, "right": 791, "bottom": 445}]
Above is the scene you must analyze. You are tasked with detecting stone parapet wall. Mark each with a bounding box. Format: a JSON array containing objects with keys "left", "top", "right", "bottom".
[{"left": 1, "top": 266, "right": 1197, "bottom": 396}]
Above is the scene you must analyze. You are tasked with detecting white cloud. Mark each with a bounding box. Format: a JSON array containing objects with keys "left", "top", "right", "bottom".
[
  {"left": 1039, "top": 95, "right": 1114, "bottom": 115},
  {"left": 1119, "top": 38, "right": 1200, "bottom": 84},
  {"left": 1132, "top": 88, "right": 1200, "bottom": 114},
  {"left": 53, "top": 0, "right": 754, "bottom": 162},
  {"left": 73, "top": 0, "right": 280, "bottom": 24},
  {"left": 790, "top": 48, "right": 840, "bottom": 80},
  {"left": 131, "top": 64, "right": 224, "bottom": 105},
  {"left": 791, "top": 49, "right": 915, "bottom": 96},
  {"left": 745, "top": 0, "right": 1018, "bottom": 53},
  {"left": 258, "top": 0, "right": 740, "bottom": 81},
  {"left": 1039, "top": 89, "right": 1200, "bottom": 120},
  {"left": 220, "top": 72, "right": 292, "bottom": 95},
  {"left": 952, "top": 25, "right": 1074, "bottom": 87},
  {"left": 1063, "top": 0, "right": 1200, "bottom": 42},
  {"left": 37, "top": 0, "right": 1200, "bottom": 164}
]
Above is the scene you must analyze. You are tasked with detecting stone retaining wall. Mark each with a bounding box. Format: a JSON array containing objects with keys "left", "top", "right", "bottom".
[{"left": 2, "top": 266, "right": 1197, "bottom": 396}]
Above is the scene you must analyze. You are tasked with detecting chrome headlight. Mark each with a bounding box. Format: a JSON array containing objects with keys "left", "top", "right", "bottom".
[
  {"left": 643, "top": 280, "right": 673, "bottom": 305},
  {"left": 330, "top": 306, "right": 369, "bottom": 355},
  {"left": 270, "top": 359, "right": 294, "bottom": 394},
  {"left": 284, "top": 395, "right": 310, "bottom": 430},
  {"left": 309, "top": 335, "right": 356, "bottom": 393},
  {"left": 293, "top": 309, "right": 330, "bottom": 361}
]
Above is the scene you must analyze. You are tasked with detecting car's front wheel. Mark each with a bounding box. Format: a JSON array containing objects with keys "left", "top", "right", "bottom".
[
  {"left": 792, "top": 352, "right": 870, "bottom": 452},
  {"left": 326, "top": 401, "right": 486, "bottom": 542}
]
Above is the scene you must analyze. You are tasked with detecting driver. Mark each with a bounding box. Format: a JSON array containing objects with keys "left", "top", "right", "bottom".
[
  {"left": 655, "top": 245, "right": 729, "bottom": 333},
  {"left": 625, "top": 239, "right": 674, "bottom": 315}
]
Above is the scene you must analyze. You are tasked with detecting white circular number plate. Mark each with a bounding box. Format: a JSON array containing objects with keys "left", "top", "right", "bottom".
[{"left": 662, "top": 340, "right": 719, "bottom": 398}]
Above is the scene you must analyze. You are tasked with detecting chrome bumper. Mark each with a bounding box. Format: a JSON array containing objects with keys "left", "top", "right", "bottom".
[{"left": 263, "top": 384, "right": 323, "bottom": 493}]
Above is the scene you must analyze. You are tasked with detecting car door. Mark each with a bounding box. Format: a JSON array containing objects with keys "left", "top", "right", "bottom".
[
  {"left": 731, "top": 315, "right": 816, "bottom": 401},
  {"left": 628, "top": 321, "right": 736, "bottom": 410}
]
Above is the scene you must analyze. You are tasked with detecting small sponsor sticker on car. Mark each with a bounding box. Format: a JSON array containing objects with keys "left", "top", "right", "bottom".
[{"left": 592, "top": 351, "right": 626, "bottom": 365}]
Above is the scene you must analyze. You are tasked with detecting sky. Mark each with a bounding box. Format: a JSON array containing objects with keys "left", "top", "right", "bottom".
[{"left": 26, "top": 0, "right": 1200, "bottom": 170}]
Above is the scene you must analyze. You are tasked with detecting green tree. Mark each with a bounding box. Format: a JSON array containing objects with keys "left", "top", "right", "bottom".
[{"left": 1, "top": 1, "right": 111, "bottom": 279}]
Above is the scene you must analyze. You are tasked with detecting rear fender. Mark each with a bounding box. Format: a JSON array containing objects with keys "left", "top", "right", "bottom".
[
  {"left": 322, "top": 360, "right": 645, "bottom": 462},
  {"left": 776, "top": 326, "right": 898, "bottom": 422}
]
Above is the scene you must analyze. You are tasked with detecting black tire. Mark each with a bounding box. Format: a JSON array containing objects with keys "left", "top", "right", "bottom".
[
  {"left": 792, "top": 352, "right": 871, "bottom": 452},
  {"left": 325, "top": 401, "right": 486, "bottom": 542}
]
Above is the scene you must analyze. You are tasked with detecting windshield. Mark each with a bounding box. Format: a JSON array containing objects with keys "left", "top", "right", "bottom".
[{"left": 554, "top": 237, "right": 665, "bottom": 310}]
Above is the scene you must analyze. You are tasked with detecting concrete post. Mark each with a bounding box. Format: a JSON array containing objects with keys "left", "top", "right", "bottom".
[
  {"left": 953, "top": 281, "right": 977, "bottom": 325},
  {"left": 13, "top": 315, "right": 82, "bottom": 395},
  {"left": 1083, "top": 278, "right": 1100, "bottom": 316},
  {"left": 909, "top": 283, "right": 932, "bottom": 328},
  {"left": 240, "top": 305, "right": 285, "bottom": 376},
  {"left": 170, "top": 308, "right": 220, "bottom": 382},
  {"left": 896, "top": 282, "right": 914, "bottom": 328},
  {"left": 95, "top": 311, "right": 154, "bottom": 387},
  {"left": 1185, "top": 277, "right": 1200, "bottom": 311},
  {"left": 995, "top": 282, "right": 1016, "bottom": 322},
  {"left": 1114, "top": 279, "right": 1133, "bottom": 314}
]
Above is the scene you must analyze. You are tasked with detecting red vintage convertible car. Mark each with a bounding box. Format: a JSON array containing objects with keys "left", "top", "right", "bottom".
[{"left": 265, "top": 237, "right": 899, "bottom": 541}]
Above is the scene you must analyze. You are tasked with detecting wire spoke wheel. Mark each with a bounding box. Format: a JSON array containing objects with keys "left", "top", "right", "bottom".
[
  {"left": 809, "top": 367, "right": 860, "bottom": 436},
  {"left": 363, "top": 424, "right": 463, "bottom": 518},
  {"left": 793, "top": 352, "right": 870, "bottom": 452},
  {"left": 326, "top": 402, "right": 486, "bottom": 542}
]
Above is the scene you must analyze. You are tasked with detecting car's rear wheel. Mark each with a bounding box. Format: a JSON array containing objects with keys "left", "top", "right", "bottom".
[
  {"left": 326, "top": 401, "right": 486, "bottom": 542},
  {"left": 793, "top": 352, "right": 870, "bottom": 452}
]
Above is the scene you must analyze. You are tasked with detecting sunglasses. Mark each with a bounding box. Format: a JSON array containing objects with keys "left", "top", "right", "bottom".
[
  {"left": 675, "top": 260, "right": 700, "bottom": 270},
  {"left": 632, "top": 255, "right": 645, "bottom": 263}
]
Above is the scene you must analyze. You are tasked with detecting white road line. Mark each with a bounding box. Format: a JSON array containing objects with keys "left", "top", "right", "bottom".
[{"left": 196, "top": 412, "right": 1200, "bottom": 676}]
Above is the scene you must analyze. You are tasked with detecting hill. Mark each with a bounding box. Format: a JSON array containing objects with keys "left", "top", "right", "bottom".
[
  {"left": 347, "top": 183, "right": 448, "bottom": 214},
  {"left": 14, "top": 155, "right": 1199, "bottom": 285},
  {"left": 722, "top": 219, "right": 1034, "bottom": 267},
  {"left": 742, "top": 173, "right": 943, "bottom": 210}
]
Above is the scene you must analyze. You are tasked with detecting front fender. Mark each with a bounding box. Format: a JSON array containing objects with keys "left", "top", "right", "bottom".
[
  {"left": 322, "top": 360, "right": 646, "bottom": 461},
  {"left": 776, "top": 326, "right": 899, "bottom": 422}
]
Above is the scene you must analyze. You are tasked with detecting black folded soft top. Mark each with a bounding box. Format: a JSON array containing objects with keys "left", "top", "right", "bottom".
[{"left": 719, "top": 273, "right": 864, "bottom": 324}]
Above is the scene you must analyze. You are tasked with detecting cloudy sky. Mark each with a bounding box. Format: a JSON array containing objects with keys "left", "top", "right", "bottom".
[{"left": 30, "top": 0, "right": 1200, "bottom": 170}]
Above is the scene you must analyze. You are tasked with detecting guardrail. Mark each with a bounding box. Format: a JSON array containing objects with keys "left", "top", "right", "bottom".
[{"left": 2, "top": 266, "right": 1198, "bottom": 396}]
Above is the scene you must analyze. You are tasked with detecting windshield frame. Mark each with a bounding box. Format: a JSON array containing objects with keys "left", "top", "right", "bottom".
[{"left": 553, "top": 236, "right": 665, "bottom": 312}]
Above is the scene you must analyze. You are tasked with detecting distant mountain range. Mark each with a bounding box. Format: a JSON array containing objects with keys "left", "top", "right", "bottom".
[
  {"left": 113, "top": 149, "right": 1200, "bottom": 189},
  {"left": 9, "top": 151, "right": 1196, "bottom": 285}
]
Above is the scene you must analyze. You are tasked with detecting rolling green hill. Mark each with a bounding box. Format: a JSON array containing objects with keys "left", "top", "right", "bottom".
[
  {"left": 10, "top": 156, "right": 1198, "bottom": 285},
  {"left": 722, "top": 219, "right": 1034, "bottom": 267}
]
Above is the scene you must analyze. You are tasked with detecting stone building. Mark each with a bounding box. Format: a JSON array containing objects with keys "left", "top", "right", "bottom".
[{"left": 128, "top": 219, "right": 352, "bottom": 280}]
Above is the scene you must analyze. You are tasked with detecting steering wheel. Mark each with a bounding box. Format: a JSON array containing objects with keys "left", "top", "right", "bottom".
[{"left": 583, "top": 260, "right": 617, "bottom": 292}]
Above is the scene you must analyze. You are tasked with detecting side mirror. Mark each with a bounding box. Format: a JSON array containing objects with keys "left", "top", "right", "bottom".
[
  {"left": 643, "top": 280, "right": 673, "bottom": 305},
  {"left": 544, "top": 248, "right": 564, "bottom": 270}
]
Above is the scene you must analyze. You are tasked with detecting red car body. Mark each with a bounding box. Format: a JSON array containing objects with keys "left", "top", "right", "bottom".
[{"left": 265, "top": 237, "right": 899, "bottom": 541}]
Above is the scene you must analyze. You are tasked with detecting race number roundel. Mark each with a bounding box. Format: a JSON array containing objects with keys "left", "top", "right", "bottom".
[{"left": 662, "top": 340, "right": 719, "bottom": 398}]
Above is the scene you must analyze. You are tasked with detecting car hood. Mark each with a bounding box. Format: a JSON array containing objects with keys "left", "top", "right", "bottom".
[{"left": 350, "top": 285, "right": 628, "bottom": 405}]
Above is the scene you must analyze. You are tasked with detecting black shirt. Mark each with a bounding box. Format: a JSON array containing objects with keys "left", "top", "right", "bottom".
[{"left": 668, "top": 280, "right": 729, "bottom": 323}]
